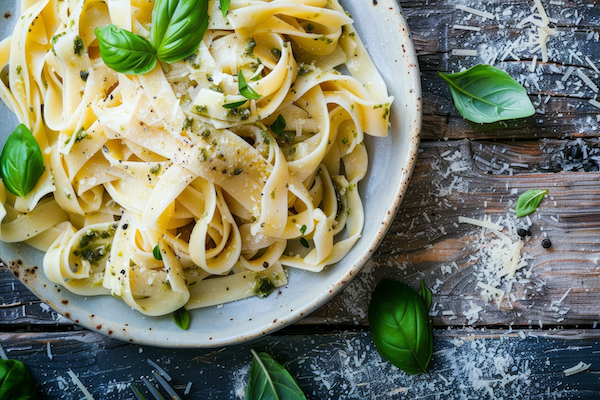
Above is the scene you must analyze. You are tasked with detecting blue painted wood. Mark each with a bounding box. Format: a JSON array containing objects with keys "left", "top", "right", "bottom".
[{"left": 0, "top": 329, "right": 598, "bottom": 399}]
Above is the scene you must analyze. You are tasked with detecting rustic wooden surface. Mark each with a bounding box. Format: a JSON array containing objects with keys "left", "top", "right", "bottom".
[
  {"left": 2, "top": 0, "right": 600, "bottom": 398},
  {"left": 1, "top": 329, "right": 599, "bottom": 399}
]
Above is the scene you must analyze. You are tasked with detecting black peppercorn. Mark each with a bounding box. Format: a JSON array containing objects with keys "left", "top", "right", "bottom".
[
  {"left": 517, "top": 228, "right": 527, "bottom": 238},
  {"left": 542, "top": 238, "right": 552, "bottom": 248}
]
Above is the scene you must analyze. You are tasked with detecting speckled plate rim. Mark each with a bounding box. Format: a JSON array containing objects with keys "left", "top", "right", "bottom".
[{"left": 2, "top": 0, "right": 421, "bottom": 347}]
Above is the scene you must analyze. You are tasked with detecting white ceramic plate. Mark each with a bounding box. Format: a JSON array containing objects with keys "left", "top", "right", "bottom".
[{"left": 0, "top": 0, "right": 421, "bottom": 347}]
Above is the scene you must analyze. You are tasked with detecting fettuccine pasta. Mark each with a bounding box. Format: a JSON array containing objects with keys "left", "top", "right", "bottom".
[{"left": 0, "top": 0, "right": 393, "bottom": 317}]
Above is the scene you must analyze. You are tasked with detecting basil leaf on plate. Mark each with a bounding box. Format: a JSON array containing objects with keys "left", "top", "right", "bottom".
[
  {"left": 439, "top": 64, "right": 535, "bottom": 123},
  {"left": 153, "top": 245, "right": 162, "bottom": 260},
  {"left": 368, "top": 279, "right": 433, "bottom": 375},
  {"left": 172, "top": 307, "right": 190, "bottom": 330},
  {"left": 0, "top": 359, "right": 38, "bottom": 399},
  {"left": 95, "top": 25, "right": 157, "bottom": 75},
  {"left": 151, "top": 0, "right": 209, "bottom": 64},
  {"left": 270, "top": 114, "right": 286, "bottom": 136},
  {"left": 515, "top": 189, "right": 548, "bottom": 217},
  {"left": 220, "top": 0, "right": 231, "bottom": 17},
  {"left": 222, "top": 100, "right": 248, "bottom": 109},
  {"left": 0, "top": 124, "right": 45, "bottom": 198},
  {"left": 246, "top": 349, "right": 307, "bottom": 400},
  {"left": 238, "top": 70, "right": 261, "bottom": 100}
]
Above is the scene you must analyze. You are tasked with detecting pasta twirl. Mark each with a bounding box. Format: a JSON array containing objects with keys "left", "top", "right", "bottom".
[{"left": 0, "top": 0, "right": 393, "bottom": 317}]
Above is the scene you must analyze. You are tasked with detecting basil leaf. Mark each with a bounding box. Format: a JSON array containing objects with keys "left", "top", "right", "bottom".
[
  {"left": 417, "top": 280, "right": 432, "bottom": 310},
  {"left": 0, "top": 359, "right": 38, "bottom": 399},
  {"left": 151, "top": 0, "right": 209, "bottom": 64},
  {"left": 271, "top": 115, "right": 286, "bottom": 136},
  {"left": 238, "top": 70, "right": 261, "bottom": 100},
  {"left": 220, "top": 0, "right": 231, "bottom": 17},
  {"left": 0, "top": 124, "right": 45, "bottom": 198},
  {"left": 153, "top": 245, "right": 162, "bottom": 260},
  {"left": 222, "top": 100, "right": 248, "bottom": 109},
  {"left": 246, "top": 349, "right": 307, "bottom": 400},
  {"left": 515, "top": 189, "right": 548, "bottom": 217},
  {"left": 172, "top": 307, "right": 190, "bottom": 330},
  {"left": 439, "top": 64, "right": 535, "bottom": 123},
  {"left": 95, "top": 25, "right": 156, "bottom": 75},
  {"left": 368, "top": 279, "right": 433, "bottom": 375}
]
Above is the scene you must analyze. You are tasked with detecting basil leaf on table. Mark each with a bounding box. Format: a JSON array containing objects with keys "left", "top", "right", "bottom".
[
  {"left": 0, "top": 359, "right": 38, "bottom": 399},
  {"left": 417, "top": 279, "right": 432, "bottom": 310},
  {"left": 172, "top": 307, "right": 190, "bottom": 330},
  {"left": 246, "top": 349, "right": 307, "bottom": 400},
  {"left": 95, "top": 25, "right": 157, "bottom": 75},
  {"left": 368, "top": 279, "right": 433, "bottom": 375},
  {"left": 0, "top": 124, "right": 45, "bottom": 198},
  {"left": 238, "top": 70, "right": 261, "bottom": 100},
  {"left": 515, "top": 189, "right": 548, "bottom": 217},
  {"left": 439, "top": 64, "right": 535, "bottom": 123},
  {"left": 151, "top": 0, "right": 209, "bottom": 63}
]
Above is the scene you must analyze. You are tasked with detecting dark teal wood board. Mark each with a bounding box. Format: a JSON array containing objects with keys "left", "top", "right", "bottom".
[{"left": 1, "top": 329, "right": 599, "bottom": 399}]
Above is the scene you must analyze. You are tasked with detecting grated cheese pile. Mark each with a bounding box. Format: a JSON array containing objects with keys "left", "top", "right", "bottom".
[{"left": 459, "top": 215, "right": 534, "bottom": 304}]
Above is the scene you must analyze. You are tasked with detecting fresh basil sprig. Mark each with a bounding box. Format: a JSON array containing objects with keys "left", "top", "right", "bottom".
[
  {"left": 151, "top": 0, "right": 209, "bottom": 63},
  {"left": 368, "top": 279, "right": 433, "bottom": 375},
  {"left": 172, "top": 307, "right": 190, "bottom": 330},
  {"left": 0, "top": 359, "right": 38, "bottom": 399},
  {"left": 515, "top": 189, "right": 548, "bottom": 217},
  {"left": 96, "top": 0, "right": 209, "bottom": 74},
  {"left": 220, "top": 0, "right": 231, "bottom": 17},
  {"left": 95, "top": 25, "right": 157, "bottom": 75},
  {"left": 0, "top": 124, "right": 45, "bottom": 198},
  {"left": 439, "top": 64, "right": 535, "bottom": 123},
  {"left": 246, "top": 349, "right": 306, "bottom": 400},
  {"left": 238, "top": 71, "right": 261, "bottom": 100}
]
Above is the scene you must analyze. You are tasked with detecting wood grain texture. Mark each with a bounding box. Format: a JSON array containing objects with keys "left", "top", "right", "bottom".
[
  {"left": 398, "top": 0, "right": 600, "bottom": 140},
  {"left": 303, "top": 139, "right": 600, "bottom": 327},
  {"left": 0, "top": 329, "right": 598, "bottom": 399}
]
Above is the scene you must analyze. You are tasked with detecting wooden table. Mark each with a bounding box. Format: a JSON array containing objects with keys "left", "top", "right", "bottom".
[{"left": 1, "top": 0, "right": 600, "bottom": 398}]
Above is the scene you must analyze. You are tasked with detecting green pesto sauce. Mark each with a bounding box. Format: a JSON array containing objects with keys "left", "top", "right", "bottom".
[
  {"left": 73, "top": 225, "right": 116, "bottom": 264},
  {"left": 254, "top": 276, "right": 276, "bottom": 298},
  {"left": 73, "top": 36, "right": 85, "bottom": 56},
  {"left": 244, "top": 38, "right": 257, "bottom": 56},
  {"left": 277, "top": 131, "right": 296, "bottom": 144}
]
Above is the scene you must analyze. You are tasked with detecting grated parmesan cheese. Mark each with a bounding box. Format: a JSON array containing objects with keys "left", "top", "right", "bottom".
[
  {"left": 455, "top": 5, "right": 495, "bottom": 20},
  {"left": 563, "top": 361, "right": 591, "bottom": 376},
  {"left": 452, "top": 49, "right": 478, "bottom": 56},
  {"left": 458, "top": 216, "right": 502, "bottom": 231},
  {"left": 576, "top": 68, "right": 599, "bottom": 93},
  {"left": 67, "top": 369, "right": 95, "bottom": 400}
]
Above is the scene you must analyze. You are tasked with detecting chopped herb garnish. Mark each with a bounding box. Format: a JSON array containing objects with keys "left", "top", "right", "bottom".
[
  {"left": 222, "top": 100, "right": 248, "bottom": 109},
  {"left": 153, "top": 245, "right": 162, "bottom": 260},
  {"left": 238, "top": 70, "right": 260, "bottom": 100},
  {"left": 271, "top": 48, "right": 282, "bottom": 60},
  {"left": 73, "top": 35, "right": 85, "bottom": 56},
  {"left": 270, "top": 114, "right": 286, "bottom": 136},
  {"left": 300, "top": 225, "right": 307, "bottom": 235},
  {"left": 300, "top": 237, "right": 309, "bottom": 248},
  {"left": 80, "top": 70, "right": 89, "bottom": 82}
]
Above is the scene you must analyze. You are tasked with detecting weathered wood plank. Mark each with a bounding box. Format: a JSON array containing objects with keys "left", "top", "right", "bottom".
[
  {"left": 303, "top": 139, "right": 600, "bottom": 326},
  {"left": 397, "top": 0, "right": 600, "bottom": 140},
  {"left": 0, "top": 329, "right": 598, "bottom": 399}
]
